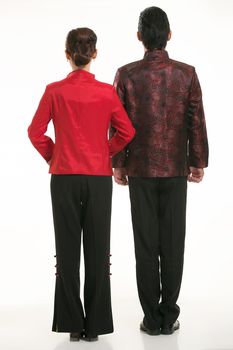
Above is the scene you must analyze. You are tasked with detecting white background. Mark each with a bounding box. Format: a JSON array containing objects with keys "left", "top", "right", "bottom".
[{"left": 0, "top": 0, "right": 233, "bottom": 349}]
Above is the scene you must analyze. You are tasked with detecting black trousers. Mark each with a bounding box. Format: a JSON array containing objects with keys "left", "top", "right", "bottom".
[
  {"left": 128, "top": 176, "right": 187, "bottom": 329},
  {"left": 50, "top": 174, "right": 113, "bottom": 335}
]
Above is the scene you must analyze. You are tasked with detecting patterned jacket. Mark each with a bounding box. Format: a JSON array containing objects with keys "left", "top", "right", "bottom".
[{"left": 111, "top": 49, "right": 209, "bottom": 177}]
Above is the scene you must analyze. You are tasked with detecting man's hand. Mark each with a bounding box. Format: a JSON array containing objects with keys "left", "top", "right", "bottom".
[
  {"left": 113, "top": 168, "right": 128, "bottom": 186},
  {"left": 188, "top": 167, "right": 204, "bottom": 183}
]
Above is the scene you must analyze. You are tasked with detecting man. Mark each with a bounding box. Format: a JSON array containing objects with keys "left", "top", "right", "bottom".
[{"left": 111, "top": 6, "right": 208, "bottom": 335}]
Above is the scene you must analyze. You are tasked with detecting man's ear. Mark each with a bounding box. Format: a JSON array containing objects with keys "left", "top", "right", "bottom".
[
  {"left": 168, "top": 31, "right": 172, "bottom": 41},
  {"left": 92, "top": 49, "right": 98, "bottom": 59},
  {"left": 137, "top": 31, "right": 142, "bottom": 42}
]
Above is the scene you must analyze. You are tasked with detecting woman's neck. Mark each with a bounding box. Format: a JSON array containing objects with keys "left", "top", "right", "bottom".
[{"left": 71, "top": 62, "right": 91, "bottom": 72}]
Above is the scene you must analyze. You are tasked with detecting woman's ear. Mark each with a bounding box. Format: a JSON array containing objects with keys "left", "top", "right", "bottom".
[
  {"left": 168, "top": 31, "right": 172, "bottom": 41},
  {"left": 65, "top": 50, "right": 70, "bottom": 60}
]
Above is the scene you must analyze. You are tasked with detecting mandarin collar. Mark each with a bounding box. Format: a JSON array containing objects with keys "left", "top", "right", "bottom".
[
  {"left": 143, "top": 49, "right": 169, "bottom": 62},
  {"left": 67, "top": 69, "right": 95, "bottom": 80}
]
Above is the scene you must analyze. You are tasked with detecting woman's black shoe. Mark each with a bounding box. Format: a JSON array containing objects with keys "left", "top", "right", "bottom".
[
  {"left": 69, "top": 332, "right": 81, "bottom": 341},
  {"left": 81, "top": 331, "right": 99, "bottom": 342}
]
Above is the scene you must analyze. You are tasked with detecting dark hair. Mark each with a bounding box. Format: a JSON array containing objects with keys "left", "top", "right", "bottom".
[
  {"left": 65, "top": 27, "right": 97, "bottom": 66},
  {"left": 138, "top": 7, "right": 170, "bottom": 50}
]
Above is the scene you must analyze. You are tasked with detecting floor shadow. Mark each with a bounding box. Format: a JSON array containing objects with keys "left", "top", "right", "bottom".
[
  {"left": 141, "top": 332, "right": 180, "bottom": 350},
  {"left": 53, "top": 337, "right": 114, "bottom": 350}
]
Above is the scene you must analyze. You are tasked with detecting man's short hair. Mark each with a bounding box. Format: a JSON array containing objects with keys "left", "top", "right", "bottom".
[{"left": 138, "top": 6, "right": 170, "bottom": 50}]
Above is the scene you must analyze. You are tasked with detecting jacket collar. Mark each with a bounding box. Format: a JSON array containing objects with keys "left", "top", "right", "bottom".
[
  {"left": 67, "top": 69, "right": 95, "bottom": 80},
  {"left": 143, "top": 49, "right": 169, "bottom": 62}
]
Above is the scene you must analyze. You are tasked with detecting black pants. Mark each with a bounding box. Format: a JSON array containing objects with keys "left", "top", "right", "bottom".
[
  {"left": 50, "top": 174, "right": 113, "bottom": 335},
  {"left": 128, "top": 176, "right": 187, "bottom": 329}
]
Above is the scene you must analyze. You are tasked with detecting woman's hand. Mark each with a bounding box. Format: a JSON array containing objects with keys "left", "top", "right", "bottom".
[{"left": 113, "top": 168, "right": 128, "bottom": 186}]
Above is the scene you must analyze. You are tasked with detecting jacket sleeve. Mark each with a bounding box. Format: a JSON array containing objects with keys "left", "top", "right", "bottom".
[
  {"left": 28, "top": 86, "right": 55, "bottom": 162},
  {"left": 108, "top": 86, "right": 135, "bottom": 158},
  {"left": 187, "top": 70, "right": 209, "bottom": 168},
  {"left": 110, "top": 69, "right": 131, "bottom": 167}
]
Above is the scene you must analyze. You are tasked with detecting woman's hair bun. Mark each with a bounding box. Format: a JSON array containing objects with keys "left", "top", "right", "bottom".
[{"left": 66, "top": 27, "right": 97, "bottom": 67}]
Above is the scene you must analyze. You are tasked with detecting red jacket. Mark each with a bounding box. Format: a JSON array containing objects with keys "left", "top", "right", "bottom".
[{"left": 28, "top": 69, "right": 135, "bottom": 175}]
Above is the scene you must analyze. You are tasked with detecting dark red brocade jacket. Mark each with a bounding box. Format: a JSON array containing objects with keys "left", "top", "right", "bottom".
[
  {"left": 111, "top": 49, "right": 209, "bottom": 177},
  {"left": 28, "top": 69, "right": 135, "bottom": 175}
]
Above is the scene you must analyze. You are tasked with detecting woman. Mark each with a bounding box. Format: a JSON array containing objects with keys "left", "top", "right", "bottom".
[{"left": 28, "top": 27, "right": 135, "bottom": 342}]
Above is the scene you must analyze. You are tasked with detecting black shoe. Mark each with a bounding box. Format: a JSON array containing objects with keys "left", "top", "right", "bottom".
[
  {"left": 81, "top": 331, "right": 99, "bottom": 342},
  {"left": 161, "top": 320, "right": 180, "bottom": 335},
  {"left": 140, "top": 321, "right": 160, "bottom": 336},
  {"left": 69, "top": 332, "right": 81, "bottom": 341}
]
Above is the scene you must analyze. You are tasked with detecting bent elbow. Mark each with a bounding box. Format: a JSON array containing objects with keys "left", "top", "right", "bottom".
[
  {"left": 27, "top": 125, "right": 38, "bottom": 145},
  {"left": 128, "top": 127, "right": 136, "bottom": 142},
  {"left": 27, "top": 125, "right": 33, "bottom": 141}
]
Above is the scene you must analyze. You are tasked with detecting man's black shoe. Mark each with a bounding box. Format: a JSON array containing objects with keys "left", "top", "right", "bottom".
[
  {"left": 140, "top": 321, "right": 160, "bottom": 336},
  {"left": 69, "top": 332, "right": 81, "bottom": 341},
  {"left": 81, "top": 331, "right": 99, "bottom": 342},
  {"left": 161, "top": 320, "right": 180, "bottom": 335}
]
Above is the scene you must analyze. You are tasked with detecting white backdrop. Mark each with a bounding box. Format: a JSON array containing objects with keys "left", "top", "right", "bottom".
[{"left": 0, "top": 0, "right": 233, "bottom": 335}]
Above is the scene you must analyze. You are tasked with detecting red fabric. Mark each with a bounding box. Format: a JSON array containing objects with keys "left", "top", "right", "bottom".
[{"left": 28, "top": 69, "right": 135, "bottom": 175}]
